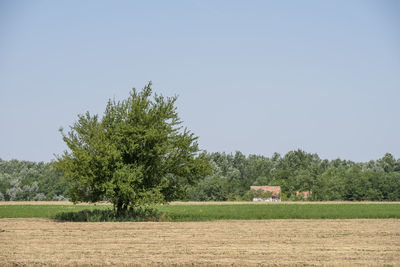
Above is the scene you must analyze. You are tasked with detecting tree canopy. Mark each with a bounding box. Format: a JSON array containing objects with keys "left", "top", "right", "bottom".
[
  {"left": 0, "top": 158, "right": 67, "bottom": 201},
  {"left": 1, "top": 151, "right": 399, "bottom": 203},
  {"left": 54, "top": 82, "right": 211, "bottom": 213},
  {"left": 187, "top": 151, "right": 400, "bottom": 201}
]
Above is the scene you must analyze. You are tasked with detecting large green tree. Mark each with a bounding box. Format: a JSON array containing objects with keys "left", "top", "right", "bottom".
[{"left": 55, "top": 82, "right": 211, "bottom": 214}]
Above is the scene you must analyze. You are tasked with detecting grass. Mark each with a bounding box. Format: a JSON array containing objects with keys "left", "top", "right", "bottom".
[
  {"left": 53, "top": 206, "right": 162, "bottom": 222},
  {"left": 0, "top": 204, "right": 110, "bottom": 218},
  {"left": 159, "top": 203, "right": 400, "bottom": 221},
  {"left": 0, "top": 202, "right": 399, "bottom": 221}
]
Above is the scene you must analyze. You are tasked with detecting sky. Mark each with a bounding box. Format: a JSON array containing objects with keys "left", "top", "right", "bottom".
[{"left": 1, "top": 0, "right": 399, "bottom": 163}]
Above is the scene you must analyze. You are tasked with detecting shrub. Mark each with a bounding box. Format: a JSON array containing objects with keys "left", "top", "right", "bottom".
[
  {"left": 33, "top": 193, "right": 46, "bottom": 201},
  {"left": 54, "top": 206, "right": 162, "bottom": 222}
]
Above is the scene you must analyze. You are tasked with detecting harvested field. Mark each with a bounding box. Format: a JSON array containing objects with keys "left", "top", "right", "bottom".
[{"left": 0, "top": 218, "right": 399, "bottom": 266}]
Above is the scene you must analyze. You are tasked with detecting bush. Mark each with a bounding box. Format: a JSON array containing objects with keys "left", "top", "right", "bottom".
[
  {"left": 33, "top": 193, "right": 46, "bottom": 201},
  {"left": 53, "top": 206, "right": 163, "bottom": 222}
]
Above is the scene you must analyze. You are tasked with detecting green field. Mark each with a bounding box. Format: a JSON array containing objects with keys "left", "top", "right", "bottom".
[
  {"left": 0, "top": 204, "right": 110, "bottom": 219},
  {"left": 0, "top": 202, "right": 399, "bottom": 221},
  {"left": 160, "top": 203, "right": 400, "bottom": 221}
]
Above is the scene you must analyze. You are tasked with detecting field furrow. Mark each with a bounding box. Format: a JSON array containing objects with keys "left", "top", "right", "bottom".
[{"left": 1, "top": 218, "right": 399, "bottom": 266}]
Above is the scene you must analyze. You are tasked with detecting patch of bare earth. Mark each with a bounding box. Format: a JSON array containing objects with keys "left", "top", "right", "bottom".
[{"left": 0, "top": 218, "right": 399, "bottom": 266}]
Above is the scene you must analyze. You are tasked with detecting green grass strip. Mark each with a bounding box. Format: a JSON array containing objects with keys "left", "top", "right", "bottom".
[
  {"left": 0, "top": 203, "right": 399, "bottom": 221},
  {"left": 0, "top": 204, "right": 110, "bottom": 219},
  {"left": 158, "top": 204, "right": 400, "bottom": 221}
]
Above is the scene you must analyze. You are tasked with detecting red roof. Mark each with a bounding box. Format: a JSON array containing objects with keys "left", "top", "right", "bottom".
[
  {"left": 250, "top": 186, "right": 281, "bottom": 196},
  {"left": 296, "top": 190, "right": 312, "bottom": 198}
]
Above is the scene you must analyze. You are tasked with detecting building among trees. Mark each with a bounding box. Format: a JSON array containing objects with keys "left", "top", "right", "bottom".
[
  {"left": 296, "top": 190, "right": 312, "bottom": 199},
  {"left": 250, "top": 186, "right": 281, "bottom": 202}
]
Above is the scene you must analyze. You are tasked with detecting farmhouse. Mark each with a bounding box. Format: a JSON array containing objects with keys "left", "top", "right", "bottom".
[
  {"left": 296, "top": 190, "right": 312, "bottom": 199},
  {"left": 250, "top": 185, "right": 281, "bottom": 202}
]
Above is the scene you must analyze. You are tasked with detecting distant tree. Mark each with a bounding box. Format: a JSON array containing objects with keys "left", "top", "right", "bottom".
[
  {"left": 6, "top": 179, "right": 23, "bottom": 201},
  {"left": 54, "top": 82, "right": 211, "bottom": 215},
  {"left": 187, "top": 175, "right": 226, "bottom": 201},
  {"left": 378, "top": 153, "right": 396, "bottom": 173},
  {"left": 33, "top": 193, "right": 46, "bottom": 201}
]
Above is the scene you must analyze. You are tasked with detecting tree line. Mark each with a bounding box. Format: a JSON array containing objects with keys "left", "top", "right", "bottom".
[
  {"left": 187, "top": 150, "right": 400, "bottom": 201},
  {"left": 2, "top": 84, "right": 399, "bottom": 204},
  {"left": 1, "top": 150, "right": 399, "bottom": 202},
  {"left": 0, "top": 158, "right": 67, "bottom": 201}
]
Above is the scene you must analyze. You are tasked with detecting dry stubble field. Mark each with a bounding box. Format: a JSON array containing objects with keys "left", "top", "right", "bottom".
[{"left": 0, "top": 218, "right": 399, "bottom": 266}]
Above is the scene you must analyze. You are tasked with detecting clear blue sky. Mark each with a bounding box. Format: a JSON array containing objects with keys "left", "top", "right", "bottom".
[{"left": 1, "top": 0, "right": 399, "bottom": 162}]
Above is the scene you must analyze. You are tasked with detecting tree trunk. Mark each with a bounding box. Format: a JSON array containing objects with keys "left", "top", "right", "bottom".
[{"left": 115, "top": 200, "right": 127, "bottom": 217}]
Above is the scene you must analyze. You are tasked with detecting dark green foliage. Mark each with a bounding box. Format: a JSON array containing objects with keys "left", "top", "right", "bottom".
[
  {"left": 54, "top": 206, "right": 161, "bottom": 222},
  {"left": 54, "top": 83, "right": 211, "bottom": 213},
  {"left": 2, "top": 150, "right": 400, "bottom": 202},
  {"left": 187, "top": 150, "right": 400, "bottom": 201},
  {"left": 186, "top": 175, "right": 227, "bottom": 201}
]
